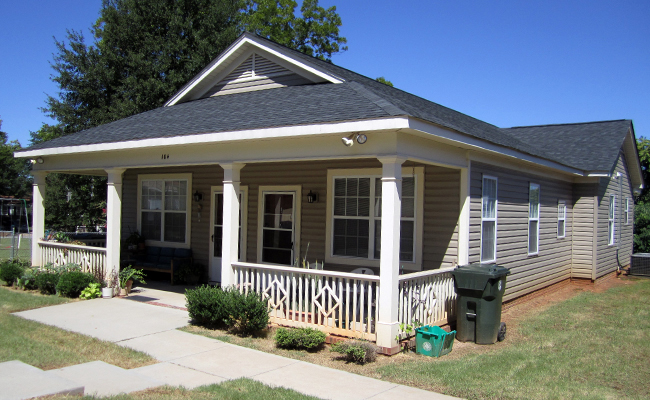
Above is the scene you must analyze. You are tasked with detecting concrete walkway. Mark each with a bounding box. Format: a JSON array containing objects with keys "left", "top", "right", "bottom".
[{"left": 13, "top": 289, "right": 460, "bottom": 400}]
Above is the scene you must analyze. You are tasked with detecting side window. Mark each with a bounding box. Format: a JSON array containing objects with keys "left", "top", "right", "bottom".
[
  {"left": 528, "top": 184, "right": 540, "bottom": 255},
  {"left": 557, "top": 201, "right": 566, "bottom": 238},
  {"left": 608, "top": 194, "right": 616, "bottom": 245},
  {"left": 481, "top": 176, "right": 497, "bottom": 262}
]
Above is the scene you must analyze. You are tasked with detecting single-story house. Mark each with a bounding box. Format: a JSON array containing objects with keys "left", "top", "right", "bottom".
[{"left": 16, "top": 33, "right": 643, "bottom": 354}]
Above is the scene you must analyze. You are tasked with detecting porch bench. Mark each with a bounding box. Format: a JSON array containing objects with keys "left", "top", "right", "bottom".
[{"left": 131, "top": 246, "right": 192, "bottom": 285}]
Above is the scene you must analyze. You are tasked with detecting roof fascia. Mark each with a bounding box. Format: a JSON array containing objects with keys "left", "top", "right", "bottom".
[
  {"left": 14, "top": 117, "right": 410, "bottom": 158},
  {"left": 165, "top": 34, "right": 345, "bottom": 106},
  {"left": 622, "top": 126, "right": 644, "bottom": 189},
  {"left": 406, "top": 118, "right": 585, "bottom": 176}
]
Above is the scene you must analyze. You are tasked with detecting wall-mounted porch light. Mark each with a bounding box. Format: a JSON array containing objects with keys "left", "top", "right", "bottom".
[
  {"left": 193, "top": 190, "right": 203, "bottom": 202},
  {"left": 307, "top": 190, "right": 319, "bottom": 203}
]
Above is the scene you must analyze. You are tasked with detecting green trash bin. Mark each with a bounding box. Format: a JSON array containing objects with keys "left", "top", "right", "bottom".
[
  {"left": 415, "top": 325, "right": 456, "bottom": 357},
  {"left": 452, "top": 263, "right": 510, "bottom": 344}
]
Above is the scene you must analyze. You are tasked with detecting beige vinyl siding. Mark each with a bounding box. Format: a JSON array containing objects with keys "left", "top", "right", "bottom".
[
  {"left": 122, "top": 165, "right": 223, "bottom": 269},
  {"left": 469, "top": 162, "right": 573, "bottom": 301},
  {"left": 571, "top": 183, "right": 597, "bottom": 279},
  {"left": 596, "top": 151, "right": 634, "bottom": 278},
  {"left": 121, "top": 160, "right": 460, "bottom": 275}
]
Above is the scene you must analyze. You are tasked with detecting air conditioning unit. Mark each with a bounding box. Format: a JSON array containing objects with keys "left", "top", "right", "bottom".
[{"left": 630, "top": 253, "right": 650, "bottom": 277}]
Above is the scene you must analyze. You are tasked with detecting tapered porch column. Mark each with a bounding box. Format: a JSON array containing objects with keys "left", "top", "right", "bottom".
[
  {"left": 458, "top": 162, "right": 471, "bottom": 266},
  {"left": 31, "top": 171, "right": 48, "bottom": 267},
  {"left": 376, "top": 156, "right": 405, "bottom": 353},
  {"left": 220, "top": 163, "right": 244, "bottom": 288},
  {"left": 105, "top": 168, "right": 125, "bottom": 283}
]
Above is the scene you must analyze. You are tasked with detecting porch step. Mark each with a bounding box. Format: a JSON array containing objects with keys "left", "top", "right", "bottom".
[
  {"left": 46, "top": 361, "right": 165, "bottom": 397},
  {"left": 0, "top": 360, "right": 84, "bottom": 400}
]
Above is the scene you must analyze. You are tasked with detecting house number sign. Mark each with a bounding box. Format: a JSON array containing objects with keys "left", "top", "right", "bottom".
[{"left": 161, "top": 154, "right": 170, "bottom": 159}]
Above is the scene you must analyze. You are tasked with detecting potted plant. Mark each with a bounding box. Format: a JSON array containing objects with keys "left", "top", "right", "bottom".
[
  {"left": 103, "top": 270, "right": 119, "bottom": 298},
  {"left": 176, "top": 262, "right": 203, "bottom": 285},
  {"left": 119, "top": 266, "right": 146, "bottom": 296},
  {"left": 125, "top": 231, "right": 144, "bottom": 251}
]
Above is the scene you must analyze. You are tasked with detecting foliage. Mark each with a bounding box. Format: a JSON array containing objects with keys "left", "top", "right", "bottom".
[
  {"left": 330, "top": 340, "right": 377, "bottom": 364},
  {"left": 80, "top": 282, "right": 103, "bottom": 299},
  {"left": 56, "top": 271, "right": 98, "bottom": 298},
  {"left": 175, "top": 261, "right": 204, "bottom": 284},
  {"left": 0, "top": 260, "right": 25, "bottom": 286},
  {"left": 635, "top": 138, "right": 650, "bottom": 251},
  {"left": 186, "top": 285, "right": 228, "bottom": 327},
  {"left": 635, "top": 138, "right": 650, "bottom": 204},
  {"left": 42, "top": 173, "right": 107, "bottom": 232},
  {"left": 17, "top": 268, "right": 38, "bottom": 290},
  {"left": 375, "top": 77, "right": 394, "bottom": 87},
  {"left": 275, "top": 327, "right": 326, "bottom": 350},
  {"left": 241, "top": 0, "right": 347, "bottom": 61},
  {"left": 124, "top": 230, "right": 144, "bottom": 246},
  {"left": 35, "top": 272, "right": 61, "bottom": 295},
  {"left": 222, "top": 287, "right": 269, "bottom": 335},
  {"left": 0, "top": 119, "right": 32, "bottom": 199},
  {"left": 395, "top": 319, "right": 423, "bottom": 352},
  {"left": 119, "top": 265, "right": 146, "bottom": 287}
]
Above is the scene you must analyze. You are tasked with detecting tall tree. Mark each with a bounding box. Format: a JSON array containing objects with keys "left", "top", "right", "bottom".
[
  {"left": 634, "top": 137, "right": 650, "bottom": 251},
  {"left": 32, "top": 0, "right": 347, "bottom": 231},
  {"left": 0, "top": 119, "right": 32, "bottom": 199}
]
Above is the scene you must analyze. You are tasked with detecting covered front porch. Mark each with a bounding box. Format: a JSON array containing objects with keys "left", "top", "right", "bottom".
[{"left": 28, "top": 128, "right": 470, "bottom": 353}]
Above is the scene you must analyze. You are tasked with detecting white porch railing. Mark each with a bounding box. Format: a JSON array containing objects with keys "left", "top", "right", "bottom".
[
  {"left": 39, "top": 241, "right": 107, "bottom": 279},
  {"left": 398, "top": 267, "right": 457, "bottom": 327},
  {"left": 233, "top": 262, "right": 380, "bottom": 340}
]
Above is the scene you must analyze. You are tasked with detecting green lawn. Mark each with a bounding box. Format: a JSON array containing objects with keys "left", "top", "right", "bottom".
[
  {"left": 377, "top": 278, "right": 650, "bottom": 400},
  {"left": 0, "top": 287, "right": 154, "bottom": 370},
  {"left": 0, "top": 236, "right": 31, "bottom": 261}
]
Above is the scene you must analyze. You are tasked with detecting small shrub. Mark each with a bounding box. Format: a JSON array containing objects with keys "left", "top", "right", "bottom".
[
  {"left": 0, "top": 260, "right": 25, "bottom": 286},
  {"left": 80, "top": 282, "right": 102, "bottom": 299},
  {"left": 186, "top": 285, "right": 227, "bottom": 327},
  {"left": 56, "top": 271, "right": 97, "bottom": 298},
  {"left": 275, "top": 327, "right": 326, "bottom": 350},
  {"left": 17, "top": 268, "right": 38, "bottom": 290},
  {"left": 35, "top": 272, "right": 60, "bottom": 295},
  {"left": 331, "top": 340, "right": 378, "bottom": 364},
  {"left": 223, "top": 288, "right": 269, "bottom": 335}
]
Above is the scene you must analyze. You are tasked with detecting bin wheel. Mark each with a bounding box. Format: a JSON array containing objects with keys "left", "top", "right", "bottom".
[{"left": 497, "top": 322, "right": 506, "bottom": 342}]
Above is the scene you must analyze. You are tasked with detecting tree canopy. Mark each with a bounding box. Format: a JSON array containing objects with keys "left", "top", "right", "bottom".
[
  {"left": 31, "top": 0, "right": 347, "bottom": 230},
  {"left": 0, "top": 119, "right": 32, "bottom": 199}
]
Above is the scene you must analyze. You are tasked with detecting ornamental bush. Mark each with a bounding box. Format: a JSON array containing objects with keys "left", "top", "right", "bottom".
[
  {"left": 222, "top": 288, "right": 269, "bottom": 335},
  {"left": 330, "top": 340, "right": 378, "bottom": 364},
  {"left": 17, "top": 268, "right": 38, "bottom": 290},
  {"left": 275, "top": 327, "right": 326, "bottom": 350},
  {"left": 35, "top": 272, "right": 60, "bottom": 295},
  {"left": 56, "top": 271, "right": 97, "bottom": 298},
  {"left": 0, "top": 260, "right": 25, "bottom": 286},
  {"left": 186, "top": 285, "right": 228, "bottom": 327}
]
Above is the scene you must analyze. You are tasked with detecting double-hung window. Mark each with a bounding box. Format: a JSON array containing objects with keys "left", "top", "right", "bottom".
[
  {"left": 528, "top": 183, "right": 540, "bottom": 255},
  {"left": 481, "top": 176, "right": 497, "bottom": 262},
  {"left": 608, "top": 194, "right": 616, "bottom": 245},
  {"left": 327, "top": 168, "right": 422, "bottom": 267},
  {"left": 138, "top": 174, "right": 192, "bottom": 246},
  {"left": 625, "top": 197, "right": 631, "bottom": 225},
  {"left": 557, "top": 201, "right": 566, "bottom": 238}
]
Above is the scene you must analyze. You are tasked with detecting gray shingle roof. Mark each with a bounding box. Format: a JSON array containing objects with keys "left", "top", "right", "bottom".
[{"left": 23, "top": 33, "right": 634, "bottom": 174}]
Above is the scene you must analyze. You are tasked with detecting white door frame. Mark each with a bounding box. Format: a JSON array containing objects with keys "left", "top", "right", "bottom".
[
  {"left": 256, "top": 185, "right": 302, "bottom": 265},
  {"left": 209, "top": 185, "right": 247, "bottom": 282}
]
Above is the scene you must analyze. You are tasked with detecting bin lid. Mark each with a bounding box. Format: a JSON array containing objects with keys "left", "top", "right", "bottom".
[{"left": 451, "top": 263, "right": 510, "bottom": 291}]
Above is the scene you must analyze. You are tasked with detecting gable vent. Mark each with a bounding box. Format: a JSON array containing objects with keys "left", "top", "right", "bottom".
[{"left": 222, "top": 53, "right": 290, "bottom": 83}]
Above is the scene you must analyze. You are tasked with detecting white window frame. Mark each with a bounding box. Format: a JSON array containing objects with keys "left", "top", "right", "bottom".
[
  {"left": 557, "top": 201, "right": 566, "bottom": 239},
  {"left": 528, "top": 183, "right": 540, "bottom": 255},
  {"left": 137, "top": 173, "right": 192, "bottom": 249},
  {"left": 608, "top": 194, "right": 616, "bottom": 246},
  {"left": 324, "top": 167, "right": 424, "bottom": 270},
  {"left": 480, "top": 175, "right": 498, "bottom": 263},
  {"left": 625, "top": 197, "right": 631, "bottom": 225}
]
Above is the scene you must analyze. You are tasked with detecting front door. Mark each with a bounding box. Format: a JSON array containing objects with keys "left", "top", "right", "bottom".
[
  {"left": 260, "top": 191, "right": 297, "bottom": 265},
  {"left": 209, "top": 187, "right": 246, "bottom": 283}
]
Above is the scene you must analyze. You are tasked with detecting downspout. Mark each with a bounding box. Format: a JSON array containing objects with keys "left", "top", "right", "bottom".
[{"left": 616, "top": 172, "right": 624, "bottom": 273}]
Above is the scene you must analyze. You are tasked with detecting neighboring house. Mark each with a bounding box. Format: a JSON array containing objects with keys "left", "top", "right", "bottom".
[{"left": 15, "top": 33, "right": 643, "bottom": 353}]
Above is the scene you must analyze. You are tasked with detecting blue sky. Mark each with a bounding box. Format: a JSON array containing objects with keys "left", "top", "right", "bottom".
[{"left": 1, "top": 0, "right": 648, "bottom": 147}]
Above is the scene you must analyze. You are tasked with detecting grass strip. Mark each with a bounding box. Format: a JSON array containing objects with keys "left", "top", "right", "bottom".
[{"left": 0, "top": 287, "right": 155, "bottom": 370}]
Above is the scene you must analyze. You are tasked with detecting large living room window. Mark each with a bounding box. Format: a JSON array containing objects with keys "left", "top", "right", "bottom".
[
  {"left": 326, "top": 168, "right": 423, "bottom": 269},
  {"left": 138, "top": 174, "right": 192, "bottom": 247}
]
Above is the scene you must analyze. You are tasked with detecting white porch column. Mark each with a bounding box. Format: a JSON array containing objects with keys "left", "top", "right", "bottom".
[
  {"left": 31, "top": 171, "right": 48, "bottom": 267},
  {"left": 105, "top": 168, "right": 125, "bottom": 283},
  {"left": 458, "top": 161, "right": 471, "bottom": 266},
  {"left": 376, "top": 156, "right": 405, "bottom": 353},
  {"left": 220, "top": 163, "right": 244, "bottom": 288}
]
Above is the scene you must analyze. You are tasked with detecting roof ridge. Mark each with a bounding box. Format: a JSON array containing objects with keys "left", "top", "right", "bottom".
[{"left": 506, "top": 119, "right": 631, "bottom": 129}]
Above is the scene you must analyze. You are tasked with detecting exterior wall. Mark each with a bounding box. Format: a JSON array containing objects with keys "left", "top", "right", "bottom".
[
  {"left": 571, "top": 183, "right": 598, "bottom": 279},
  {"left": 121, "top": 160, "right": 460, "bottom": 277},
  {"left": 469, "top": 162, "right": 573, "bottom": 301},
  {"left": 596, "top": 151, "right": 634, "bottom": 278}
]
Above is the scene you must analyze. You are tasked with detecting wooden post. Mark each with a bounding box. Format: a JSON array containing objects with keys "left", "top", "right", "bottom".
[
  {"left": 105, "top": 168, "right": 125, "bottom": 284},
  {"left": 220, "top": 163, "right": 244, "bottom": 288},
  {"left": 458, "top": 160, "right": 471, "bottom": 266},
  {"left": 31, "top": 171, "right": 47, "bottom": 267}
]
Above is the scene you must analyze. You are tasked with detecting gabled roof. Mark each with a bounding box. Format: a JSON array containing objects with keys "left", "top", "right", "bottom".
[{"left": 17, "top": 33, "right": 641, "bottom": 183}]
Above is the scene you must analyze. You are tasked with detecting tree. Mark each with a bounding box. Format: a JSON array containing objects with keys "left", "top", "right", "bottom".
[
  {"left": 0, "top": 119, "right": 32, "bottom": 199},
  {"left": 634, "top": 137, "right": 650, "bottom": 251},
  {"left": 375, "top": 77, "right": 393, "bottom": 87},
  {"left": 32, "top": 0, "right": 347, "bottom": 230}
]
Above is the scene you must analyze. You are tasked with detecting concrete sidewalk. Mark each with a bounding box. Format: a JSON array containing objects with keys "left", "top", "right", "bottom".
[{"left": 14, "top": 293, "right": 461, "bottom": 400}]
